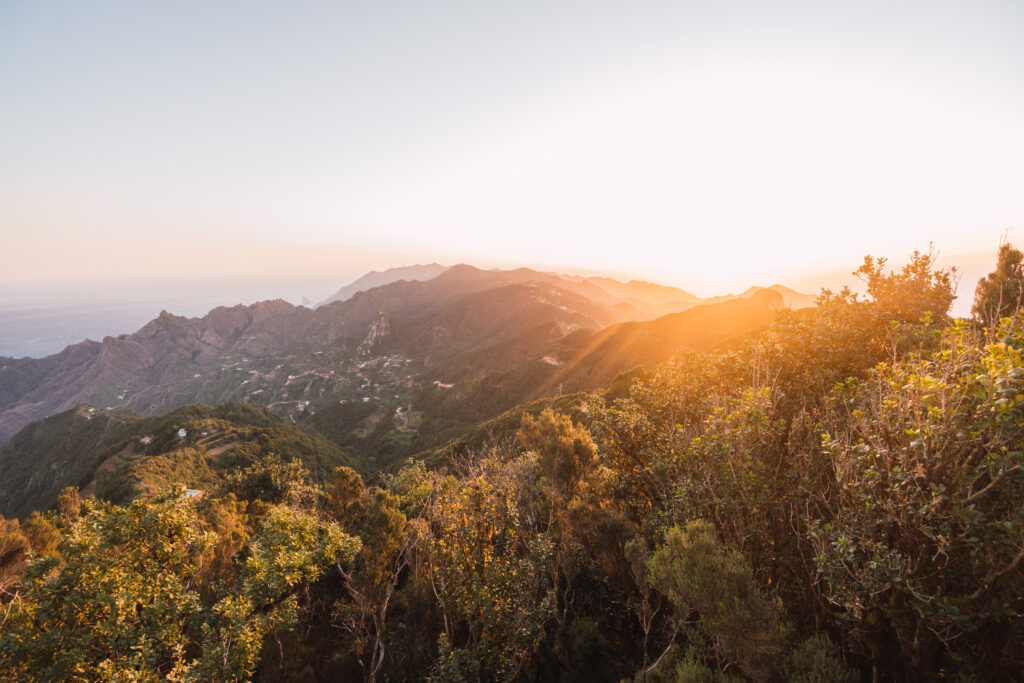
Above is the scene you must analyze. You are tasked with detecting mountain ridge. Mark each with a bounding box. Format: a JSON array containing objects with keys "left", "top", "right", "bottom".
[
  {"left": 316, "top": 263, "right": 450, "bottom": 307},
  {"left": 0, "top": 265, "right": 812, "bottom": 449}
]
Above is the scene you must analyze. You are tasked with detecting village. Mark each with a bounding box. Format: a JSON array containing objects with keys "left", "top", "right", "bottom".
[
  {"left": 170, "top": 345, "right": 448, "bottom": 445},
  {"left": 92, "top": 337, "right": 469, "bottom": 462}
]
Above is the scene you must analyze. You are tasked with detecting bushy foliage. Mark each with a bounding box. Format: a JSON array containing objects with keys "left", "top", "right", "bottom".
[
  {"left": 0, "top": 517, "right": 29, "bottom": 604},
  {"left": 221, "top": 452, "right": 321, "bottom": 507},
  {"left": 784, "top": 635, "right": 856, "bottom": 683},
  {"left": 811, "top": 317, "right": 1024, "bottom": 676},
  {"left": 1, "top": 491, "right": 220, "bottom": 680},
  {"left": 425, "top": 456, "right": 557, "bottom": 681},
  {"left": 648, "top": 521, "right": 789, "bottom": 682},
  {"left": 854, "top": 248, "right": 955, "bottom": 325},
  {"left": 517, "top": 407, "right": 597, "bottom": 494},
  {"left": 245, "top": 506, "right": 358, "bottom": 600},
  {"left": 0, "top": 489, "right": 357, "bottom": 681}
]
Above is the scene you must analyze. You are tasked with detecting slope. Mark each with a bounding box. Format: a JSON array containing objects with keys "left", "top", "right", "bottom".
[
  {"left": 0, "top": 401, "right": 356, "bottom": 519},
  {"left": 318, "top": 290, "right": 784, "bottom": 468},
  {"left": 539, "top": 288, "right": 785, "bottom": 394}
]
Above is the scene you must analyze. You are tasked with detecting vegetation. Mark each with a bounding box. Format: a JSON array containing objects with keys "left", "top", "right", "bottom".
[
  {"left": 2, "top": 248, "right": 1023, "bottom": 680},
  {"left": 0, "top": 402, "right": 359, "bottom": 518},
  {"left": 972, "top": 241, "right": 1024, "bottom": 323},
  {"left": 0, "top": 488, "right": 358, "bottom": 681}
]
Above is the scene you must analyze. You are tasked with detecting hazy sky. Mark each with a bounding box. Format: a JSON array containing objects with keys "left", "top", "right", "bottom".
[{"left": 2, "top": 0, "right": 1022, "bottom": 297}]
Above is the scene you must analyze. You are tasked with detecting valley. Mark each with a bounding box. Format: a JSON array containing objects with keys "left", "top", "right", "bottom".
[{"left": 0, "top": 265, "right": 798, "bottom": 474}]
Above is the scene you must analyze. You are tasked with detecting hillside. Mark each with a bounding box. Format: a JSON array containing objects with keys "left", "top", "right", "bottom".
[
  {"left": 302, "top": 290, "right": 784, "bottom": 469},
  {"left": 0, "top": 267, "right": 624, "bottom": 442},
  {"left": 539, "top": 288, "right": 785, "bottom": 394},
  {"left": 399, "top": 290, "right": 783, "bottom": 449},
  {"left": 700, "top": 283, "right": 817, "bottom": 310},
  {"left": 0, "top": 401, "right": 355, "bottom": 518},
  {"left": 741, "top": 284, "right": 817, "bottom": 309},
  {"left": 0, "top": 265, "right": 809, "bottom": 472},
  {"left": 584, "top": 276, "right": 702, "bottom": 305}
]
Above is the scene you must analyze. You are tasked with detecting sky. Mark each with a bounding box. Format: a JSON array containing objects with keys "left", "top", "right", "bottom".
[{"left": 1, "top": 0, "right": 1022, "bottom": 304}]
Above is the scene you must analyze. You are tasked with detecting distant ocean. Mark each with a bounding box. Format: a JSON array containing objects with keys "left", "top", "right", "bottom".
[{"left": 0, "top": 274, "right": 352, "bottom": 359}]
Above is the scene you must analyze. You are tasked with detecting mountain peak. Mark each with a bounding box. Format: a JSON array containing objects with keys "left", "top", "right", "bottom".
[
  {"left": 438, "top": 264, "right": 485, "bottom": 279},
  {"left": 316, "top": 263, "right": 450, "bottom": 307}
]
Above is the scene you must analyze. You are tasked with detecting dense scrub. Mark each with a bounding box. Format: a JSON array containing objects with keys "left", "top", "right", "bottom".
[{"left": 2, "top": 249, "right": 1023, "bottom": 681}]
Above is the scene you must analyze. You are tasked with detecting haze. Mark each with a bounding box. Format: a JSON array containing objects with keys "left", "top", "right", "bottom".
[{"left": 2, "top": 1, "right": 1022, "bottom": 348}]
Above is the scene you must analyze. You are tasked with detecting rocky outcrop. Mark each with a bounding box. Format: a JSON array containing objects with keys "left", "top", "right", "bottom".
[{"left": 357, "top": 313, "right": 393, "bottom": 357}]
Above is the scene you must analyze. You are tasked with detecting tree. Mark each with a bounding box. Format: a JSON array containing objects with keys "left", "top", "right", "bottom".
[
  {"left": 973, "top": 242, "right": 1024, "bottom": 323},
  {"left": 0, "top": 517, "right": 29, "bottom": 607},
  {"left": 1, "top": 491, "right": 220, "bottom": 680},
  {"left": 517, "top": 408, "right": 597, "bottom": 496},
  {"left": 220, "top": 452, "right": 320, "bottom": 507},
  {"left": 855, "top": 247, "right": 956, "bottom": 325},
  {"left": 426, "top": 455, "right": 556, "bottom": 681},
  {"left": 810, "top": 316, "right": 1024, "bottom": 678},
  {"left": 0, "top": 489, "right": 359, "bottom": 681},
  {"left": 55, "top": 486, "right": 82, "bottom": 524},
  {"left": 328, "top": 466, "right": 423, "bottom": 683},
  {"left": 648, "top": 521, "right": 789, "bottom": 682}
]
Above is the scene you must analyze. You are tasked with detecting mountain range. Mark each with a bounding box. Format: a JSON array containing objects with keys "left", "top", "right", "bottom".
[{"left": 0, "top": 264, "right": 810, "bottom": 513}]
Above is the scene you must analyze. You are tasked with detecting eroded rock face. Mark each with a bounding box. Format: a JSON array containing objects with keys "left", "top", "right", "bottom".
[{"left": 357, "top": 313, "right": 393, "bottom": 357}]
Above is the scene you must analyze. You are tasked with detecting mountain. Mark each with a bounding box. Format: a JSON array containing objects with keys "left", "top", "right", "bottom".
[
  {"left": 741, "top": 284, "right": 817, "bottom": 309},
  {"left": 299, "top": 278, "right": 642, "bottom": 468},
  {"left": 317, "top": 263, "right": 706, "bottom": 317},
  {"left": 316, "top": 263, "right": 450, "bottom": 307},
  {"left": 583, "top": 277, "right": 700, "bottom": 305},
  {"left": 0, "top": 266, "right": 632, "bottom": 443},
  {"left": 0, "top": 300, "right": 324, "bottom": 443},
  {"left": 702, "top": 284, "right": 817, "bottom": 310},
  {"left": 0, "top": 264, "right": 810, "bottom": 472},
  {"left": 400, "top": 281, "right": 623, "bottom": 365},
  {"left": 0, "top": 402, "right": 355, "bottom": 519},
  {"left": 398, "top": 290, "right": 784, "bottom": 452},
  {"left": 536, "top": 288, "right": 784, "bottom": 394},
  {"left": 298, "top": 290, "right": 783, "bottom": 471},
  {"left": 319, "top": 262, "right": 812, "bottom": 322}
]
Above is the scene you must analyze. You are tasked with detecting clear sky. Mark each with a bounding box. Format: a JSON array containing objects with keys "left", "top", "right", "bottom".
[{"left": 1, "top": 0, "right": 1022, "bottom": 299}]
